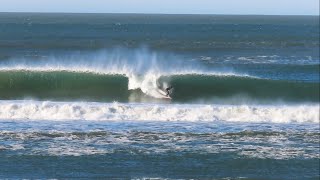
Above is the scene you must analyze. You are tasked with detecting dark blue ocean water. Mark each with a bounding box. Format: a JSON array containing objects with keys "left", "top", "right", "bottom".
[{"left": 0, "top": 120, "right": 319, "bottom": 179}]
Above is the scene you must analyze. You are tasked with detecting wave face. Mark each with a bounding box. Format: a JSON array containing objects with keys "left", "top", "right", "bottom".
[
  {"left": 0, "top": 48, "right": 318, "bottom": 103},
  {"left": 161, "top": 75, "right": 318, "bottom": 103},
  {"left": 0, "top": 71, "right": 318, "bottom": 103},
  {"left": 0, "top": 100, "right": 318, "bottom": 123}
]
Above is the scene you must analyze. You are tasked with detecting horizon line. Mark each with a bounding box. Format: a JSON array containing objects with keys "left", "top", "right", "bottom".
[{"left": 0, "top": 11, "right": 319, "bottom": 16}]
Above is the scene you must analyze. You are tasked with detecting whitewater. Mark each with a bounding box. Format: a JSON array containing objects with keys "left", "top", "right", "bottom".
[{"left": 0, "top": 100, "right": 318, "bottom": 123}]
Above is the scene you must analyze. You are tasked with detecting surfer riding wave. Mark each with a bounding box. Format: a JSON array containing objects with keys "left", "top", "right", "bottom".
[
  {"left": 165, "top": 86, "right": 173, "bottom": 96},
  {"left": 156, "top": 81, "right": 173, "bottom": 99}
]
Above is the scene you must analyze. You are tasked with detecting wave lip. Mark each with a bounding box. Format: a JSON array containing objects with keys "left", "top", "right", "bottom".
[{"left": 0, "top": 100, "right": 318, "bottom": 123}]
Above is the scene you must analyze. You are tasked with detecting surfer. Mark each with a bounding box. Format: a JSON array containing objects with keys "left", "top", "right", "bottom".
[{"left": 165, "top": 86, "right": 173, "bottom": 96}]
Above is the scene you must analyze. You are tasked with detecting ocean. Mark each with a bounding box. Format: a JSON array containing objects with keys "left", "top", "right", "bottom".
[{"left": 0, "top": 13, "right": 319, "bottom": 179}]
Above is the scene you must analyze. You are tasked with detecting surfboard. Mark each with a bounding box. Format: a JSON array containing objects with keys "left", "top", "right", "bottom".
[{"left": 157, "top": 89, "right": 172, "bottom": 99}]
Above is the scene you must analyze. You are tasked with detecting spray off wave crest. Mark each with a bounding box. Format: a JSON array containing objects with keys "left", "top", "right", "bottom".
[
  {"left": 0, "top": 48, "right": 247, "bottom": 99},
  {"left": 0, "top": 100, "right": 318, "bottom": 123}
]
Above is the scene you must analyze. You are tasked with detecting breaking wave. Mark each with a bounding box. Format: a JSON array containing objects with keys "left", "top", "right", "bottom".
[{"left": 0, "top": 48, "right": 318, "bottom": 103}]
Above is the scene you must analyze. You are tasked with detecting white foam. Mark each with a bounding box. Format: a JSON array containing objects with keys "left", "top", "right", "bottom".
[{"left": 0, "top": 100, "right": 318, "bottom": 123}]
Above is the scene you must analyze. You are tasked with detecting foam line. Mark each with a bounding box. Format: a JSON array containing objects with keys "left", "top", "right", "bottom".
[{"left": 0, "top": 100, "right": 318, "bottom": 123}]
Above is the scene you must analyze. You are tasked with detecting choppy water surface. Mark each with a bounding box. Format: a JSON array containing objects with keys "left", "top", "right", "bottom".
[{"left": 0, "top": 121, "right": 319, "bottom": 179}]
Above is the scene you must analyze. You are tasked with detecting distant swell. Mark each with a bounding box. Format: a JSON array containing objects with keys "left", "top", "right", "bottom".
[{"left": 0, "top": 100, "right": 318, "bottom": 123}]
